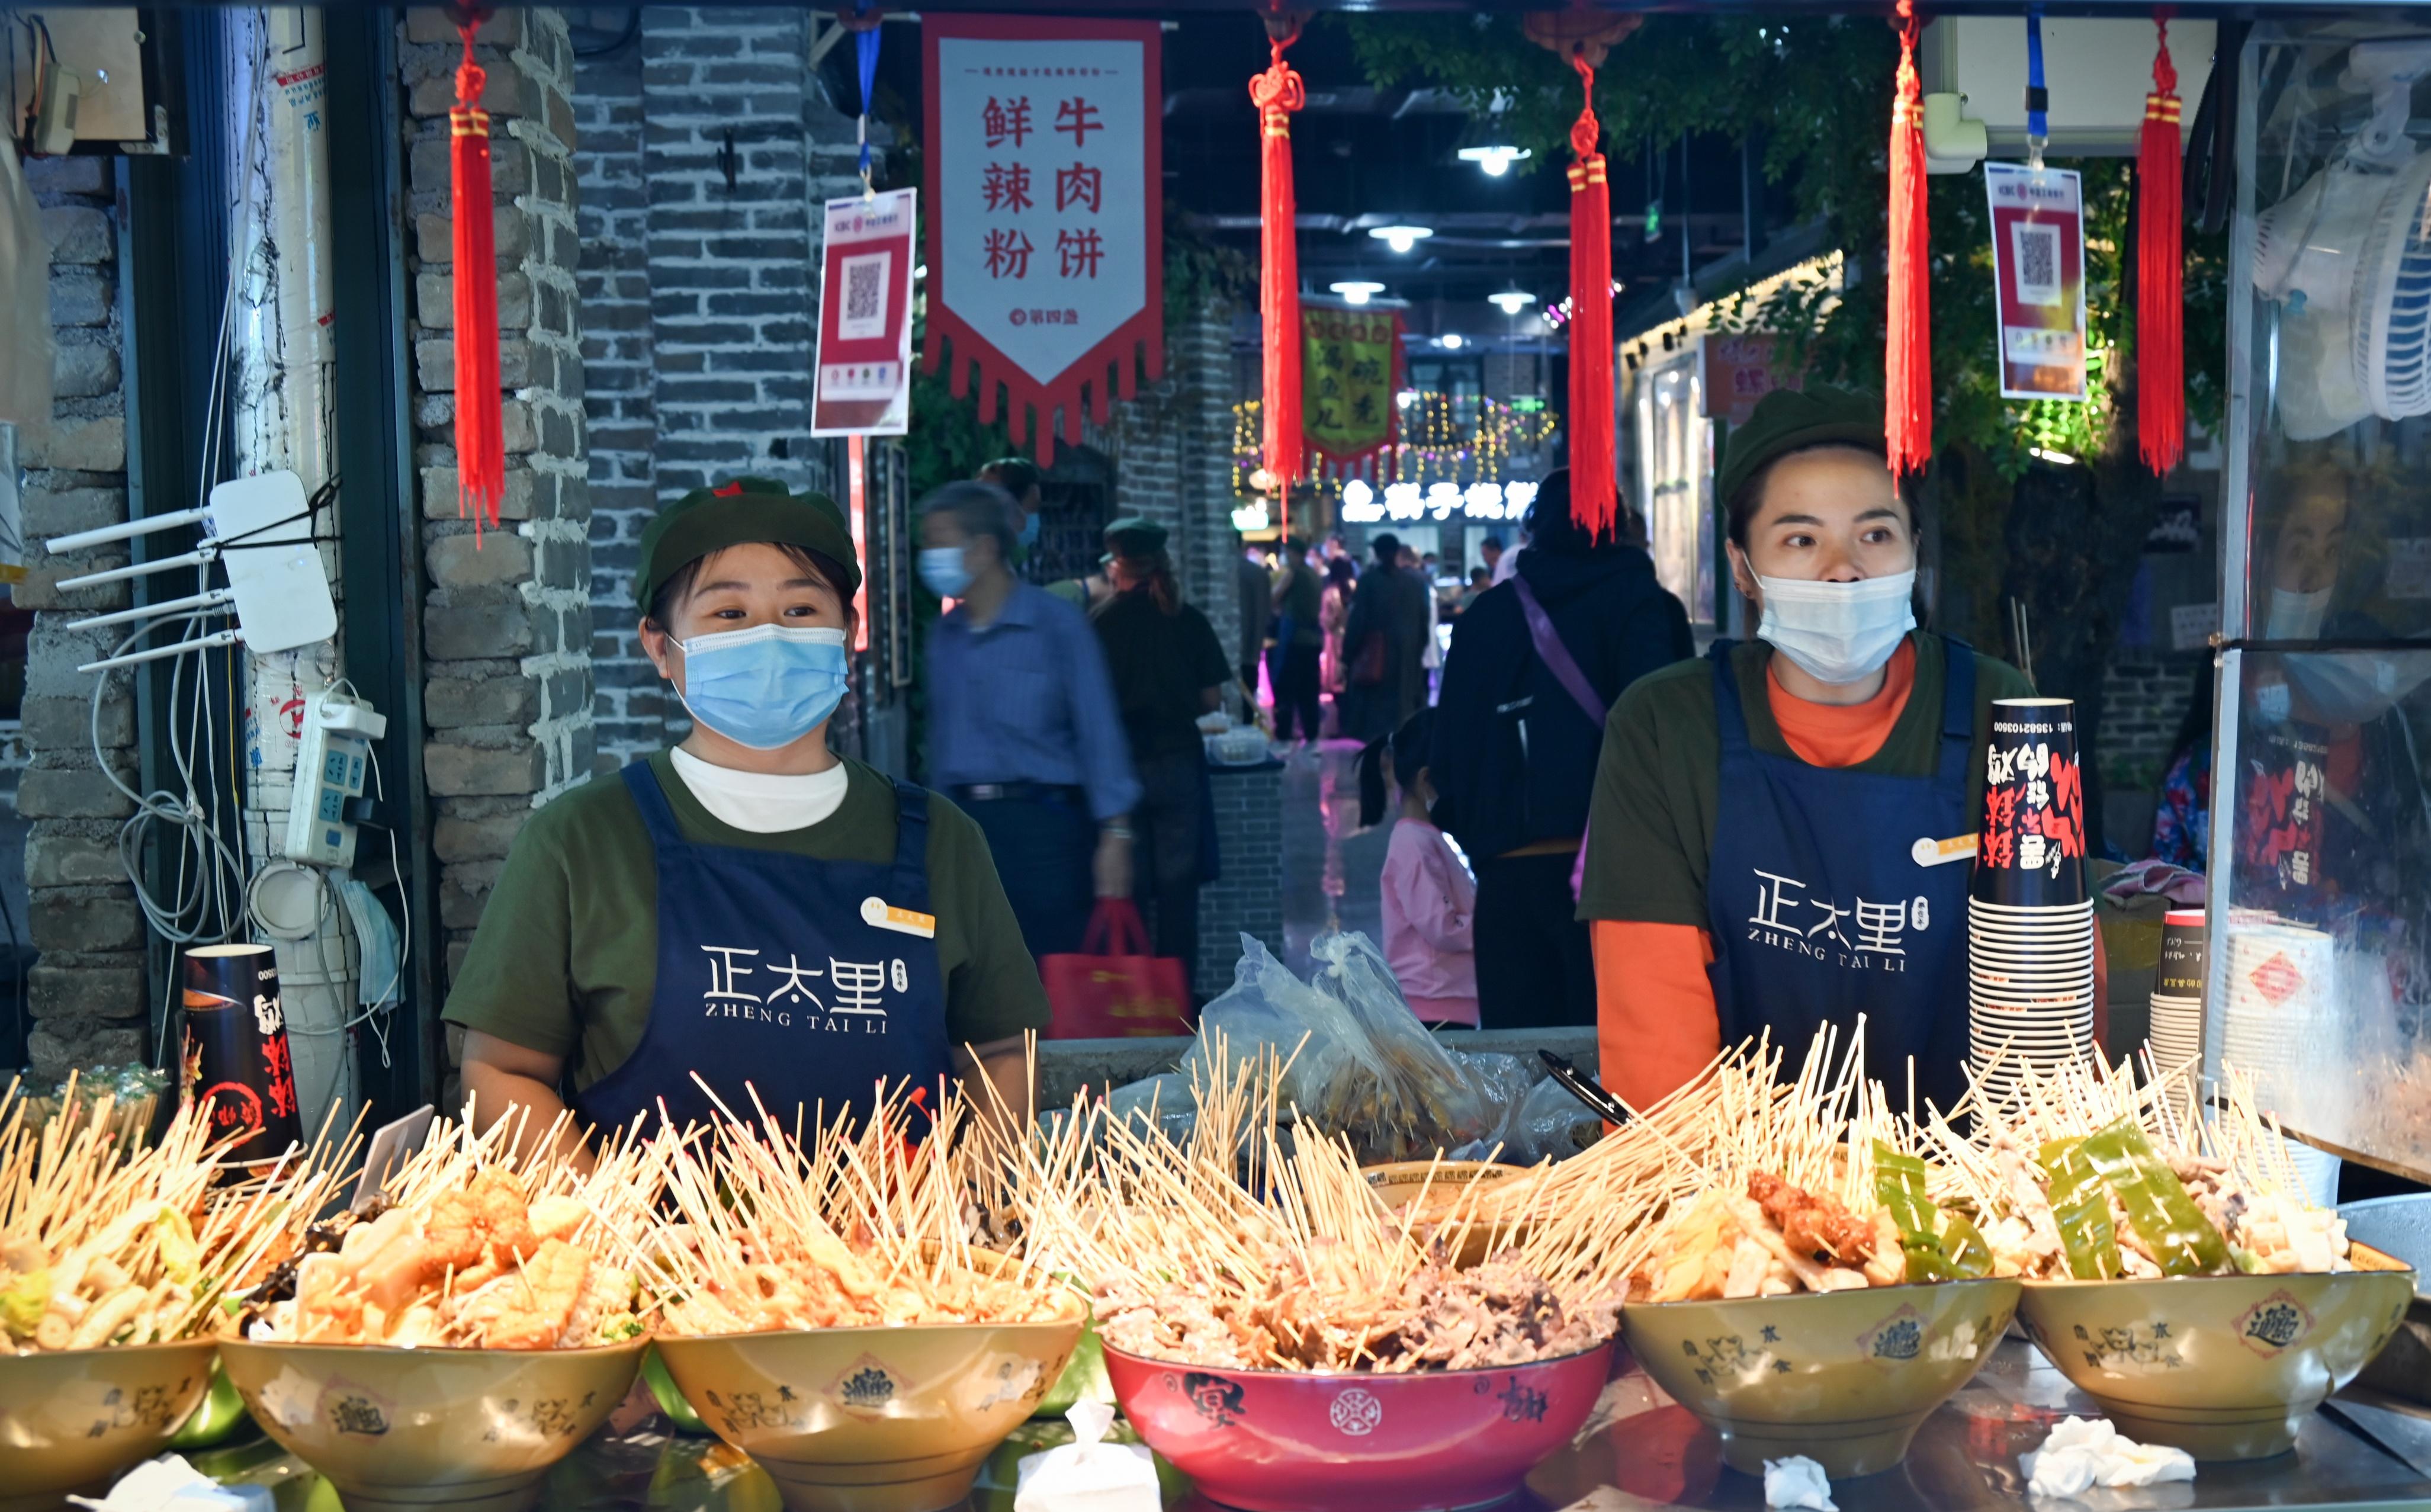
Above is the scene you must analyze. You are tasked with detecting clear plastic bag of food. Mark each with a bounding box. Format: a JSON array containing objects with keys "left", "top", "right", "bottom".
[
  {"left": 1177, "top": 933, "right": 1364, "bottom": 1119},
  {"left": 1456, "top": 1052, "right": 1537, "bottom": 1148},
  {"left": 1305, "top": 930, "right": 1495, "bottom": 1159}
]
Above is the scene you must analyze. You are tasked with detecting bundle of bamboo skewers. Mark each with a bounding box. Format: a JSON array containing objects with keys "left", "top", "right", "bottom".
[
  {"left": 1, "top": 1073, "right": 354, "bottom": 1354},
  {"left": 643, "top": 1077, "right": 1074, "bottom": 1336},
  {"left": 1004, "top": 1037, "right": 1634, "bottom": 1373},
  {"left": 1925, "top": 1049, "right": 2363, "bottom": 1280},
  {"left": 243, "top": 1101, "right": 662, "bottom": 1350}
]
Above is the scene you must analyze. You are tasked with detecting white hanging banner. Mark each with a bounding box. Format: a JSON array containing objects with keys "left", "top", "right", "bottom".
[
  {"left": 922, "top": 15, "right": 1162, "bottom": 463},
  {"left": 1984, "top": 162, "right": 2088, "bottom": 402},
  {"left": 813, "top": 187, "right": 917, "bottom": 437}
]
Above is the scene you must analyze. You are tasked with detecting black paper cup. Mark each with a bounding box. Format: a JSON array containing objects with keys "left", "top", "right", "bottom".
[
  {"left": 180, "top": 943, "right": 301, "bottom": 1166},
  {"left": 1972, "top": 698, "right": 2088, "bottom": 907},
  {"left": 2157, "top": 908, "right": 2207, "bottom": 999}
]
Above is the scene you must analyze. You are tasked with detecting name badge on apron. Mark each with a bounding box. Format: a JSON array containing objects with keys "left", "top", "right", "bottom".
[
  {"left": 863, "top": 897, "right": 937, "bottom": 938},
  {"left": 1910, "top": 834, "right": 1979, "bottom": 868}
]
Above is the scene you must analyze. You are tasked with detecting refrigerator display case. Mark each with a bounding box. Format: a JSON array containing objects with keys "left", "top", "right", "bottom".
[{"left": 2214, "top": 19, "right": 2431, "bottom": 1180}]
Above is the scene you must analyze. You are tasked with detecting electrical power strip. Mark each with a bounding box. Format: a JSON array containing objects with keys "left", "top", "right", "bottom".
[{"left": 285, "top": 689, "right": 388, "bottom": 868}]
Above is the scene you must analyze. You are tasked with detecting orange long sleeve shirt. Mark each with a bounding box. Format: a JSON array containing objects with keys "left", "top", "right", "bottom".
[{"left": 1594, "top": 644, "right": 1918, "bottom": 1110}]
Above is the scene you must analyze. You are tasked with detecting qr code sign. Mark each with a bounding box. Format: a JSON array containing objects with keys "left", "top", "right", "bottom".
[
  {"left": 2010, "top": 222, "right": 2061, "bottom": 308},
  {"left": 837, "top": 252, "right": 891, "bottom": 340}
]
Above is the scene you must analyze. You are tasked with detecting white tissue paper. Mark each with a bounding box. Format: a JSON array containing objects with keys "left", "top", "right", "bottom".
[
  {"left": 68, "top": 1457, "right": 272, "bottom": 1512},
  {"left": 1762, "top": 1456, "right": 1838, "bottom": 1511},
  {"left": 2023, "top": 1417, "right": 2197, "bottom": 1498},
  {"left": 1013, "top": 1400, "right": 1160, "bottom": 1512}
]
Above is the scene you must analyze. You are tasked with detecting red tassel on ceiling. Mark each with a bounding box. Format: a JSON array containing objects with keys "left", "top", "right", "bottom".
[
  {"left": 1885, "top": 0, "right": 1932, "bottom": 477},
  {"left": 1564, "top": 52, "right": 1616, "bottom": 542},
  {"left": 1251, "top": 15, "right": 1307, "bottom": 509},
  {"left": 2137, "top": 9, "right": 2185, "bottom": 475},
  {"left": 451, "top": 16, "right": 504, "bottom": 540}
]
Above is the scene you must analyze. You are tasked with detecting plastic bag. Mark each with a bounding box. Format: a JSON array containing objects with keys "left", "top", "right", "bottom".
[
  {"left": 1494, "top": 1074, "right": 1607, "bottom": 1167},
  {"left": 1304, "top": 930, "right": 1493, "bottom": 1157},
  {"left": 1104, "top": 1073, "right": 1195, "bottom": 1148},
  {"left": 1177, "top": 934, "right": 1363, "bottom": 1120},
  {"left": 1014, "top": 1401, "right": 1159, "bottom": 1512},
  {"left": 1457, "top": 1052, "right": 1537, "bottom": 1148}
]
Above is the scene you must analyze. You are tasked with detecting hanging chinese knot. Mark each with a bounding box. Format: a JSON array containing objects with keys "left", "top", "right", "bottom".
[
  {"left": 1885, "top": 0, "right": 1932, "bottom": 476},
  {"left": 1524, "top": 9, "right": 1637, "bottom": 542},
  {"left": 449, "top": 9, "right": 504, "bottom": 537},
  {"left": 1250, "top": 11, "right": 1308, "bottom": 502},
  {"left": 2137, "top": 9, "right": 2185, "bottom": 474}
]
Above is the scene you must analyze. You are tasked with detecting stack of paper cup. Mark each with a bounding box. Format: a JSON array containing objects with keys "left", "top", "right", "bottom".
[
  {"left": 1968, "top": 698, "right": 2096, "bottom": 1106},
  {"left": 2220, "top": 917, "right": 2336, "bottom": 1119},
  {"left": 2147, "top": 909, "right": 2206, "bottom": 1077}
]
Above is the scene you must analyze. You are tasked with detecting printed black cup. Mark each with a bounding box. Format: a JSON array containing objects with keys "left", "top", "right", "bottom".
[
  {"left": 1972, "top": 698, "right": 2087, "bottom": 908},
  {"left": 2157, "top": 908, "right": 2207, "bottom": 999},
  {"left": 180, "top": 943, "right": 301, "bottom": 1165}
]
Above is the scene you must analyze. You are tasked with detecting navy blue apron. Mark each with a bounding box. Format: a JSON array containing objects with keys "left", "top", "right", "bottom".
[
  {"left": 573, "top": 762, "right": 953, "bottom": 1136},
  {"left": 1703, "top": 638, "right": 1975, "bottom": 1114}
]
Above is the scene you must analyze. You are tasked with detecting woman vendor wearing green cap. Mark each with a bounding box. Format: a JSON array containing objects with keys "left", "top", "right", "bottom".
[
  {"left": 1581, "top": 387, "right": 2032, "bottom": 1116},
  {"left": 444, "top": 477, "right": 1048, "bottom": 1155}
]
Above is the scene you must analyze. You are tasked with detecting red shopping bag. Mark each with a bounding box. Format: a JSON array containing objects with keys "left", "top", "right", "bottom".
[{"left": 1040, "top": 900, "right": 1194, "bottom": 1039}]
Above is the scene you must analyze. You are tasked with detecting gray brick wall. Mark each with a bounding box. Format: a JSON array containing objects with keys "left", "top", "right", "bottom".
[
  {"left": 403, "top": 6, "right": 594, "bottom": 981},
  {"left": 575, "top": 8, "right": 860, "bottom": 769},
  {"left": 1196, "top": 762, "right": 1283, "bottom": 998},
  {"left": 1089, "top": 302, "right": 1243, "bottom": 663},
  {"left": 2099, "top": 652, "right": 2202, "bottom": 789},
  {"left": 13, "top": 155, "right": 144, "bottom": 1075}
]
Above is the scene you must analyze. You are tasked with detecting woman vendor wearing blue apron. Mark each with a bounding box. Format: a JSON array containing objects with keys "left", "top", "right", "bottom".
[
  {"left": 446, "top": 478, "right": 1048, "bottom": 1157},
  {"left": 1581, "top": 387, "right": 2033, "bottom": 1115}
]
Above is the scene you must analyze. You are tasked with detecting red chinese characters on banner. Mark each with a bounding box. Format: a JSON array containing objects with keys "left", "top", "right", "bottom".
[
  {"left": 2238, "top": 726, "right": 2330, "bottom": 894},
  {"left": 924, "top": 17, "right": 1162, "bottom": 463}
]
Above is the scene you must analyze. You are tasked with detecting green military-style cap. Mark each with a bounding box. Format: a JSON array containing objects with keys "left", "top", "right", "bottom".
[
  {"left": 634, "top": 476, "right": 861, "bottom": 614},
  {"left": 1713, "top": 384, "right": 1889, "bottom": 516},
  {"left": 1103, "top": 515, "right": 1167, "bottom": 554}
]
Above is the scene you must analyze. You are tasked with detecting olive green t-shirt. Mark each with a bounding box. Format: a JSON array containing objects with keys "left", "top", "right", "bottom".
[
  {"left": 441, "top": 752, "right": 1049, "bottom": 1093},
  {"left": 1579, "top": 633, "right": 2036, "bottom": 926}
]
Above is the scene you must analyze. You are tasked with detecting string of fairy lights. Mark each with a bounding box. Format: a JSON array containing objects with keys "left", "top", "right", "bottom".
[{"left": 1230, "top": 393, "right": 1561, "bottom": 511}]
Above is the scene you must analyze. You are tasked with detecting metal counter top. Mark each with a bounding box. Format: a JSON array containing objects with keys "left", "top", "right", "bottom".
[{"left": 187, "top": 1341, "right": 2431, "bottom": 1512}]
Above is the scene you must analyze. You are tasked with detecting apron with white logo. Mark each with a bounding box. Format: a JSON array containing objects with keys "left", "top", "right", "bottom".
[
  {"left": 1703, "top": 638, "right": 1975, "bottom": 1113},
  {"left": 573, "top": 762, "right": 952, "bottom": 1136}
]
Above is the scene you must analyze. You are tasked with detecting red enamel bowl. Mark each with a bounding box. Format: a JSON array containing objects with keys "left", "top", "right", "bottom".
[{"left": 1103, "top": 1339, "right": 1614, "bottom": 1512}]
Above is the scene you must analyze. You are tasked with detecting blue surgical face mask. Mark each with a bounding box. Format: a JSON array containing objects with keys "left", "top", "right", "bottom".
[
  {"left": 919, "top": 546, "right": 972, "bottom": 599},
  {"left": 675, "top": 624, "right": 850, "bottom": 750},
  {"left": 1017, "top": 511, "right": 1042, "bottom": 549}
]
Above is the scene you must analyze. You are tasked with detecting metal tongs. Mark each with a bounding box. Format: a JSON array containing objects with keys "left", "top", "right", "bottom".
[{"left": 1537, "top": 1049, "right": 1632, "bottom": 1126}]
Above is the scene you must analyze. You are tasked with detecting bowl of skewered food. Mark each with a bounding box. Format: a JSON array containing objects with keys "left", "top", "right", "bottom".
[
  {"left": 1955, "top": 1060, "right": 2415, "bottom": 1460},
  {"left": 646, "top": 1100, "right": 1086, "bottom": 1512},
  {"left": 1027, "top": 1050, "right": 1626, "bottom": 1512},
  {"left": 218, "top": 1116, "right": 656, "bottom": 1512},
  {"left": 0, "top": 1082, "right": 346, "bottom": 1512},
  {"left": 1615, "top": 1035, "right": 2022, "bottom": 1478}
]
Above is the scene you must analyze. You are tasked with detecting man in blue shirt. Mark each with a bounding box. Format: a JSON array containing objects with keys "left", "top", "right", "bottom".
[{"left": 921, "top": 481, "right": 1140, "bottom": 964}]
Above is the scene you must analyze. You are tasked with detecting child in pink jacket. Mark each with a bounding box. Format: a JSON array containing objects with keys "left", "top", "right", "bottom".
[{"left": 1359, "top": 709, "right": 1479, "bottom": 1028}]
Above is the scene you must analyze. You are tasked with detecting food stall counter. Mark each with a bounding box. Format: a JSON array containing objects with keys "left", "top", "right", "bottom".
[{"left": 182, "top": 1340, "right": 2431, "bottom": 1512}]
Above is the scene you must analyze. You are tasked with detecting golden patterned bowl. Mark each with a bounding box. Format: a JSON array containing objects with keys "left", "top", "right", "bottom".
[
  {"left": 1622, "top": 1277, "right": 2021, "bottom": 1478},
  {"left": 653, "top": 1301, "right": 1086, "bottom": 1512},
  {"left": 217, "top": 1337, "right": 648, "bottom": 1512},
  {"left": 0, "top": 1338, "right": 219, "bottom": 1512},
  {"left": 2016, "top": 1244, "right": 2416, "bottom": 1460}
]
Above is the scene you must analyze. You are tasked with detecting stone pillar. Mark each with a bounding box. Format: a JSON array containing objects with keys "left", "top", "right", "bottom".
[
  {"left": 402, "top": 7, "right": 593, "bottom": 983},
  {"left": 1096, "top": 301, "right": 1242, "bottom": 654},
  {"left": 574, "top": 8, "right": 868, "bottom": 769},
  {"left": 14, "top": 157, "right": 143, "bottom": 1075}
]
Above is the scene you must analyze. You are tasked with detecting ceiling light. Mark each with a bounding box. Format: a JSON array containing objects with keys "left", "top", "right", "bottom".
[
  {"left": 1440, "top": 333, "right": 1465, "bottom": 350},
  {"left": 1487, "top": 290, "right": 1536, "bottom": 315},
  {"left": 1329, "top": 280, "right": 1386, "bottom": 305},
  {"left": 1457, "top": 145, "right": 1531, "bottom": 176},
  {"left": 1369, "top": 224, "right": 1434, "bottom": 254}
]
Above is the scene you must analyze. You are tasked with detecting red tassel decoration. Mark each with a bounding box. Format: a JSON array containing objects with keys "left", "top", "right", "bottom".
[
  {"left": 1250, "top": 16, "right": 1306, "bottom": 495},
  {"left": 2137, "top": 10, "right": 2185, "bottom": 474},
  {"left": 451, "top": 18, "right": 504, "bottom": 539},
  {"left": 1884, "top": 0, "right": 1932, "bottom": 477},
  {"left": 1565, "top": 52, "right": 1616, "bottom": 542}
]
